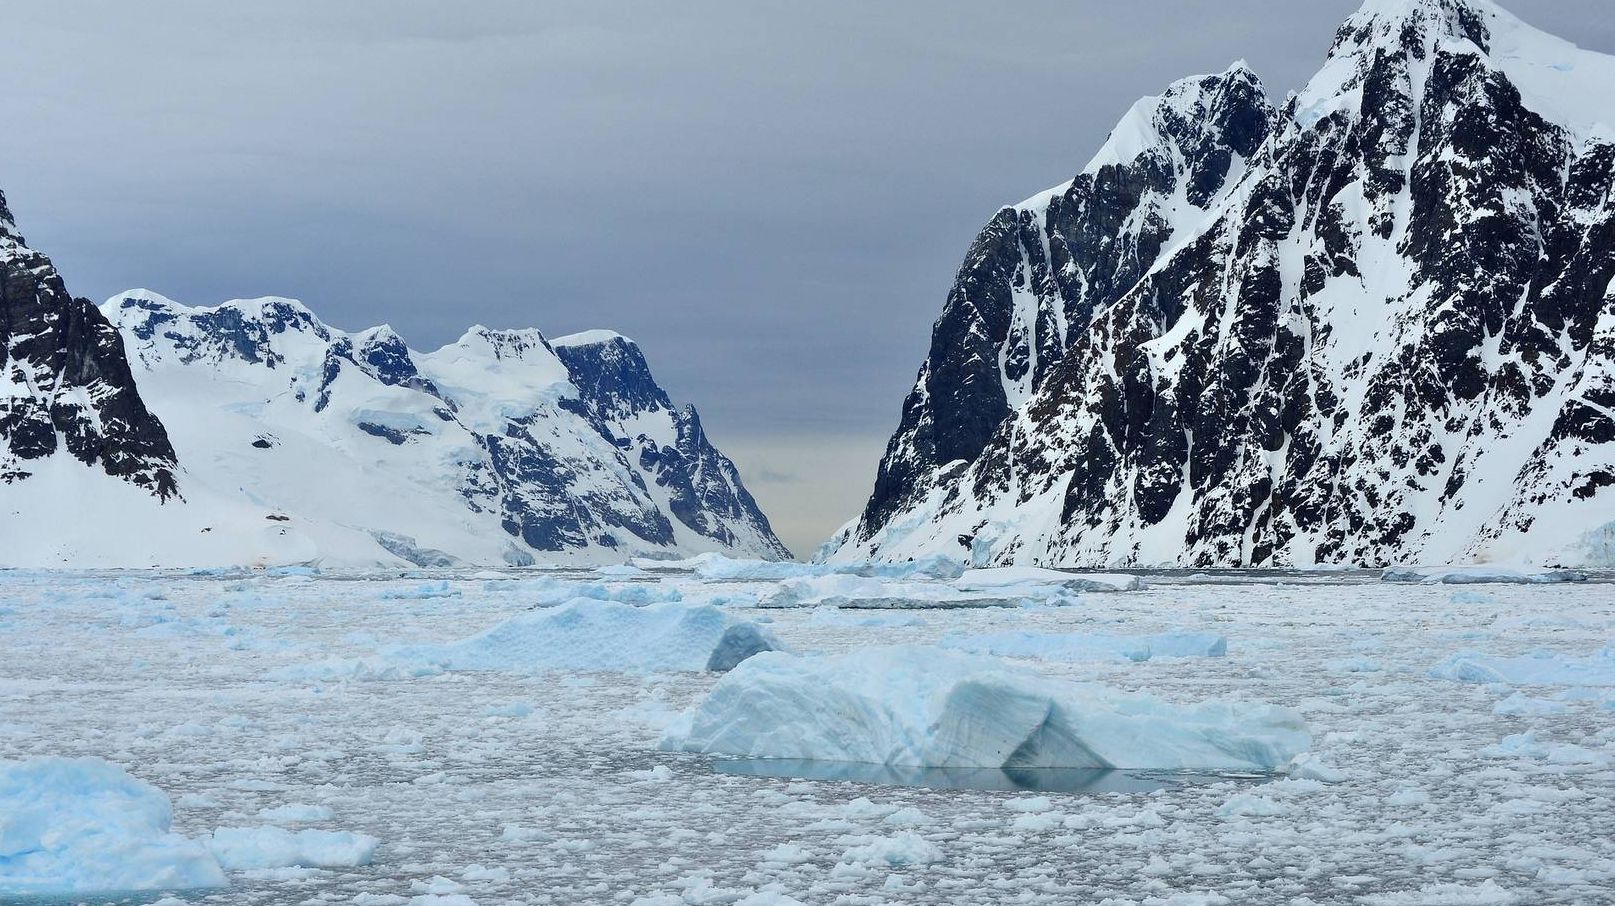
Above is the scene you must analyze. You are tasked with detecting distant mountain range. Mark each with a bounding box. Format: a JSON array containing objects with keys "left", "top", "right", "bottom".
[
  {"left": 0, "top": 194, "right": 786, "bottom": 567},
  {"left": 828, "top": 0, "right": 1615, "bottom": 567}
]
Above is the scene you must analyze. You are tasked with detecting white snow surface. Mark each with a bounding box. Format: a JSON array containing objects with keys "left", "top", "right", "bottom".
[
  {"left": 0, "top": 757, "right": 226, "bottom": 896},
  {"left": 208, "top": 826, "right": 379, "bottom": 870},
  {"left": 662, "top": 646, "right": 1306, "bottom": 770},
  {"left": 3, "top": 567, "right": 1615, "bottom": 903}
]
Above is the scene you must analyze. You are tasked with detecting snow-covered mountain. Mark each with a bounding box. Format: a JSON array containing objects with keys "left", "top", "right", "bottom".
[
  {"left": 830, "top": 0, "right": 1615, "bottom": 568},
  {"left": 0, "top": 194, "right": 787, "bottom": 566}
]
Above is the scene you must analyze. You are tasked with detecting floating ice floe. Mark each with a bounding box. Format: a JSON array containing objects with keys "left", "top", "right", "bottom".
[
  {"left": 1430, "top": 647, "right": 1615, "bottom": 686},
  {"left": 640, "top": 552, "right": 966, "bottom": 582},
  {"left": 942, "top": 630, "right": 1227, "bottom": 662},
  {"left": 1381, "top": 565, "right": 1587, "bottom": 584},
  {"left": 662, "top": 646, "right": 1308, "bottom": 771},
  {"left": 639, "top": 553, "right": 829, "bottom": 581},
  {"left": 387, "top": 600, "right": 781, "bottom": 674},
  {"left": 208, "top": 826, "right": 379, "bottom": 870},
  {"left": 956, "top": 567, "right": 1143, "bottom": 593},
  {"left": 760, "top": 574, "right": 1031, "bottom": 610},
  {"left": 0, "top": 757, "right": 226, "bottom": 896}
]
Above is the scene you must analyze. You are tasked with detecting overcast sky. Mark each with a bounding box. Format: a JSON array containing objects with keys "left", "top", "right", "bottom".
[{"left": 4, "top": 1, "right": 1610, "bottom": 556}]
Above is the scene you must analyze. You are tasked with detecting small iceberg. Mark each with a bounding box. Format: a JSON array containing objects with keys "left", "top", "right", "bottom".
[
  {"left": 390, "top": 600, "right": 781, "bottom": 674},
  {"left": 661, "top": 646, "right": 1309, "bottom": 771},
  {"left": 1430, "top": 647, "right": 1615, "bottom": 686},
  {"left": 642, "top": 552, "right": 966, "bottom": 582},
  {"left": 1381, "top": 565, "right": 1586, "bottom": 584},
  {"left": 208, "top": 826, "right": 379, "bottom": 870},
  {"left": 957, "top": 566, "right": 1142, "bottom": 593},
  {"left": 0, "top": 757, "right": 226, "bottom": 897},
  {"left": 760, "top": 574, "right": 1029, "bottom": 610}
]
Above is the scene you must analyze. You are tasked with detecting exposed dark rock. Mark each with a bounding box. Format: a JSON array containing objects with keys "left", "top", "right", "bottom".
[{"left": 0, "top": 192, "right": 179, "bottom": 496}]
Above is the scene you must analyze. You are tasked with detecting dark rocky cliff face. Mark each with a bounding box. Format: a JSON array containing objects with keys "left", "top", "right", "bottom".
[
  {"left": 555, "top": 335, "right": 789, "bottom": 558},
  {"left": 858, "top": 65, "right": 1275, "bottom": 539},
  {"left": 837, "top": 0, "right": 1615, "bottom": 567},
  {"left": 0, "top": 191, "right": 179, "bottom": 496}
]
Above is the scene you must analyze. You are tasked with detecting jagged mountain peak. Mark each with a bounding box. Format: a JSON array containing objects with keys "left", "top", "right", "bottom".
[
  {"left": 1076, "top": 61, "right": 1269, "bottom": 180},
  {"left": 1014, "top": 61, "right": 1271, "bottom": 217},
  {"left": 446, "top": 325, "right": 553, "bottom": 359},
  {"left": 852, "top": 46, "right": 1278, "bottom": 542},
  {"left": 553, "top": 329, "right": 674, "bottom": 420},
  {"left": 1306, "top": 0, "right": 1615, "bottom": 139},
  {"left": 1338, "top": 0, "right": 1494, "bottom": 41}
]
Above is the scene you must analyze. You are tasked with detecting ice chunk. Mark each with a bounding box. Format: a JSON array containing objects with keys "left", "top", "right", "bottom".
[
  {"left": 0, "top": 757, "right": 226, "bottom": 896},
  {"left": 761, "top": 574, "right": 1009, "bottom": 610},
  {"left": 1430, "top": 647, "right": 1615, "bottom": 686},
  {"left": 1381, "top": 565, "right": 1586, "bottom": 584},
  {"left": 207, "top": 826, "right": 378, "bottom": 869},
  {"left": 943, "top": 630, "right": 1227, "bottom": 662},
  {"left": 267, "top": 657, "right": 446, "bottom": 682},
  {"left": 662, "top": 646, "right": 1308, "bottom": 771},
  {"left": 705, "top": 623, "right": 780, "bottom": 672},
  {"left": 1358, "top": 880, "right": 1519, "bottom": 906},
  {"left": 853, "top": 555, "right": 966, "bottom": 580},
  {"left": 645, "top": 552, "right": 965, "bottom": 582},
  {"left": 838, "top": 832, "right": 942, "bottom": 867},
  {"left": 256, "top": 803, "right": 334, "bottom": 823},
  {"left": 649, "top": 553, "right": 828, "bottom": 581},
  {"left": 391, "top": 600, "right": 780, "bottom": 674},
  {"left": 957, "top": 567, "right": 1142, "bottom": 593}
]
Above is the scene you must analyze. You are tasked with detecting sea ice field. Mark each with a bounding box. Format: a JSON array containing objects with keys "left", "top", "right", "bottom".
[{"left": 1, "top": 560, "right": 1613, "bottom": 905}]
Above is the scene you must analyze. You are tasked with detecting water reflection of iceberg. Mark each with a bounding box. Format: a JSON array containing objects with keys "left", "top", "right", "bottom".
[{"left": 710, "top": 758, "right": 1264, "bottom": 794}]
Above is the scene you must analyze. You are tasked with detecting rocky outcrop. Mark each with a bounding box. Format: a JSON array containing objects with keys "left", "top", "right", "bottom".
[
  {"left": 858, "top": 64, "right": 1274, "bottom": 539},
  {"left": 0, "top": 191, "right": 178, "bottom": 497}
]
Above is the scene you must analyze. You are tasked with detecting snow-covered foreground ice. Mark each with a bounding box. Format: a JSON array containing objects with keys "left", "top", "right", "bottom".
[
  {"left": 1, "top": 567, "right": 1614, "bottom": 903},
  {"left": 0, "top": 757, "right": 226, "bottom": 895}
]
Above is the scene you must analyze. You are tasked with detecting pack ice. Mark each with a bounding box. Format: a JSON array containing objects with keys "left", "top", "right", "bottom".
[
  {"left": 388, "top": 600, "right": 780, "bottom": 674},
  {"left": 0, "top": 757, "right": 226, "bottom": 896},
  {"left": 1381, "top": 565, "right": 1587, "bottom": 584},
  {"left": 943, "top": 630, "right": 1228, "bottom": 662},
  {"left": 662, "top": 647, "right": 1309, "bottom": 771}
]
